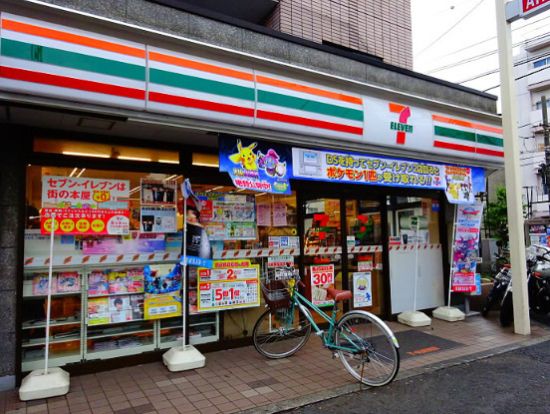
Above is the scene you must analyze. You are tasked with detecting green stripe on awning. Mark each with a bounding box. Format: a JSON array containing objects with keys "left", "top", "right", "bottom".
[
  {"left": 434, "top": 125, "right": 476, "bottom": 142},
  {"left": 1, "top": 38, "right": 145, "bottom": 81},
  {"left": 477, "top": 133, "right": 504, "bottom": 147},
  {"left": 149, "top": 68, "right": 255, "bottom": 101},
  {"left": 258, "top": 90, "right": 363, "bottom": 121}
]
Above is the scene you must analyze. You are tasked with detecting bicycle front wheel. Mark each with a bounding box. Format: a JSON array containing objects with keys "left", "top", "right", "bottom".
[
  {"left": 253, "top": 307, "right": 311, "bottom": 359},
  {"left": 335, "top": 311, "right": 399, "bottom": 387}
]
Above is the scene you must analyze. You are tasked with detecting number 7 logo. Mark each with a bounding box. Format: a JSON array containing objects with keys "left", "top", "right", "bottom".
[{"left": 389, "top": 103, "right": 413, "bottom": 145}]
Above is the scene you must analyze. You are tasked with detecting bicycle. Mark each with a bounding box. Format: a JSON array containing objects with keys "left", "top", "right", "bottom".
[{"left": 252, "top": 267, "right": 400, "bottom": 387}]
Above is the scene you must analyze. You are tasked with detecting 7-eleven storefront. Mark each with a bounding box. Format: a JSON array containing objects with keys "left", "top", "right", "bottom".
[{"left": 0, "top": 10, "right": 503, "bottom": 380}]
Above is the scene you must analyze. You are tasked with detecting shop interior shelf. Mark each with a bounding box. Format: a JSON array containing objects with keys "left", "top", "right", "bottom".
[
  {"left": 87, "top": 318, "right": 146, "bottom": 327},
  {"left": 86, "top": 343, "right": 156, "bottom": 360},
  {"left": 22, "top": 336, "right": 81, "bottom": 348},
  {"left": 88, "top": 291, "right": 144, "bottom": 298},
  {"left": 23, "top": 292, "right": 81, "bottom": 299},
  {"left": 22, "top": 319, "right": 81, "bottom": 330},
  {"left": 87, "top": 328, "right": 153, "bottom": 340}
]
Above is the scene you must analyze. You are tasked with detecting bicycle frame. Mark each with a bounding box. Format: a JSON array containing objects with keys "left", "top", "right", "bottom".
[{"left": 282, "top": 284, "right": 368, "bottom": 354}]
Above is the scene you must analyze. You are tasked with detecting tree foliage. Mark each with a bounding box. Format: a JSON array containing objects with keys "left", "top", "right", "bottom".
[{"left": 485, "top": 186, "right": 508, "bottom": 249}]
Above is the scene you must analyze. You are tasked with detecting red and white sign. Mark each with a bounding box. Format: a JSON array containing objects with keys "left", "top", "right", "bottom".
[
  {"left": 40, "top": 208, "right": 130, "bottom": 235},
  {"left": 310, "top": 264, "right": 335, "bottom": 306},
  {"left": 523, "top": 0, "right": 550, "bottom": 14}
]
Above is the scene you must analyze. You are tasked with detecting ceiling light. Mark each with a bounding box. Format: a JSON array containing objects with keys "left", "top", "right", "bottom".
[
  {"left": 159, "top": 159, "right": 179, "bottom": 164},
  {"left": 129, "top": 186, "right": 140, "bottom": 195},
  {"left": 62, "top": 151, "right": 109, "bottom": 158},
  {"left": 118, "top": 156, "right": 152, "bottom": 162},
  {"left": 212, "top": 186, "right": 223, "bottom": 191},
  {"left": 69, "top": 167, "right": 78, "bottom": 177},
  {"left": 76, "top": 168, "right": 86, "bottom": 178},
  {"left": 255, "top": 192, "right": 266, "bottom": 197},
  {"left": 236, "top": 188, "right": 245, "bottom": 192},
  {"left": 164, "top": 174, "right": 178, "bottom": 181}
]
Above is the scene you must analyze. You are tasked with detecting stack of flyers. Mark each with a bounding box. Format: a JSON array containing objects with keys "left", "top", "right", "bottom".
[
  {"left": 109, "top": 295, "right": 133, "bottom": 323},
  {"left": 57, "top": 272, "right": 80, "bottom": 293},
  {"left": 109, "top": 271, "right": 129, "bottom": 294},
  {"left": 88, "top": 272, "right": 109, "bottom": 296},
  {"left": 88, "top": 297, "right": 110, "bottom": 325},
  {"left": 32, "top": 274, "right": 57, "bottom": 296},
  {"left": 127, "top": 268, "right": 144, "bottom": 293}
]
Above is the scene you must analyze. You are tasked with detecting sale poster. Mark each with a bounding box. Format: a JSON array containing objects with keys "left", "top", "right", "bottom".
[
  {"left": 140, "top": 206, "right": 177, "bottom": 233},
  {"left": 310, "top": 264, "right": 335, "bottom": 307},
  {"left": 196, "top": 260, "right": 260, "bottom": 311},
  {"left": 42, "top": 176, "right": 129, "bottom": 209},
  {"left": 144, "top": 293, "right": 181, "bottom": 319},
  {"left": 451, "top": 202, "right": 483, "bottom": 293},
  {"left": 353, "top": 272, "right": 372, "bottom": 308},
  {"left": 41, "top": 208, "right": 130, "bottom": 236},
  {"left": 199, "top": 193, "right": 256, "bottom": 240}
]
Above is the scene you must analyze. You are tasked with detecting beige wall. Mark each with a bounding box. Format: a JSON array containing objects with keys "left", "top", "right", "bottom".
[{"left": 265, "top": 0, "right": 413, "bottom": 70}]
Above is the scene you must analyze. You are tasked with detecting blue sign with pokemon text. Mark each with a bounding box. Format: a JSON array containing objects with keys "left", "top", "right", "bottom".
[{"left": 219, "top": 136, "right": 292, "bottom": 195}]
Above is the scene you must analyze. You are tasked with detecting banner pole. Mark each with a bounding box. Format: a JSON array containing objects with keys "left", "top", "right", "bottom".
[
  {"left": 44, "top": 213, "right": 56, "bottom": 375},
  {"left": 182, "top": 199, "right": 188, "bottom": 350},
  {"left": 412, "top": 218, "right": 420, "bottom": 312},
  {"left": 448, "top": 206, "right": 458, "bottom": 307}
]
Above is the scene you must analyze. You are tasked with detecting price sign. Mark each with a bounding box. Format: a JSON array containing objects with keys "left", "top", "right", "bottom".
[
  {"left": 310, "top": 264, "right": 335, "bottom": 307},
  {"left": 197, "top": 260, "right": 260, "bottom": 311}
]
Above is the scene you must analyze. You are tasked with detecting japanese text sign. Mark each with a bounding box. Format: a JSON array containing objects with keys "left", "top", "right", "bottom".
[
  {"left": 42, "top": 176, "right": 129, "bottom": 209},
  {"left": 310, "top": 264, "right": 335, "bottom": 307},
  {"left": 40, "top": 208, "right": 130, "bottom": 235},
  {"left": 196, "top": 259, "right": 260, "bottom": 311},
  {"left": 292, "top": 147, "right": 478, "bottom": 204},
  {"left": 219, "top": 136, "right": 292, "bottom": 194},
  {"left": 451, "top": 203, "right": 484, "bottom": 293}
]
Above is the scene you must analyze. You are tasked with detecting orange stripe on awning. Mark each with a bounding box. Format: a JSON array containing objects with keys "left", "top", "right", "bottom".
[
  {"left": 256, "top": 75, "right": 362, "bottom": 105},
  {"left": 149, "top": 51, "right": 253, "bottom": 82},
  {"left": 2, "top": 19, "right": 145, "bottom": 58},
  {"left": 432, "top": 114, "right": 503, "bottom": 135}
]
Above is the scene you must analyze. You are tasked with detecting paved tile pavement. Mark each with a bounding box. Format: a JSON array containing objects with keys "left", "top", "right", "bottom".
[{"left": 2, "top": 314, "right": 549, "bottom": 414}]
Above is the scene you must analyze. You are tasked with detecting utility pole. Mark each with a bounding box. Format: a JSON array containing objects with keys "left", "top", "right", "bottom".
[{"left": 542, "top": 96, "right": 550, "bottom": 213}]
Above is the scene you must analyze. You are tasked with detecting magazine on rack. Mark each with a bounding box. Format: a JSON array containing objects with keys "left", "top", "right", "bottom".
[
  {"left": 127, "top": 268, "right": 145, "bottom": 293},
  {"left": 88, "top": 297, "right": 110, "bottom": 325},
  {"left": 109, "top": 271, "right": 129, "bottom": 294},
  {"left": 109, "top": 295, "right": 133, "bottom": 323},
  {"left": 32, "top": 274, "right": 57, "bottom": 295},
  {"left": 57, "top": 271, "right": 80, "bottom": 293},
  {"left": 88, "top": 271, "right": 109, "bottom": 296}
]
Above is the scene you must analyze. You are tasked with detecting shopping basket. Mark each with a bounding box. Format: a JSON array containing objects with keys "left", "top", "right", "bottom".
[{"left": 260, "top": 267, "right": 297, "bottom": 310}]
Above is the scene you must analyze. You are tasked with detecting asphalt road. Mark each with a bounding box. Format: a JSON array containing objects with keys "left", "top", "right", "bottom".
[{"left": 287, "top": 340, "right": 550, "bottom": 414}]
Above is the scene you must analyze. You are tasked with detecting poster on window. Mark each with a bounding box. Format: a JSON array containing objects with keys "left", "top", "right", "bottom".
[
  {"left": 140, "top": 206, "right": 177, "bottom": 233},
  {"left": 310, "top": 264, "right": 335, "bottom": 307},
  {"left": 353, "top": 272, "right": 373, "bottom": 308},
  {"left": 219, "top": 136, "right": 292, "bottom": 194},
  {"left": 41, "top": 208, "right": 130, "bottom": 235},
  {"left": 42, "top": 176, "right": 129, "bottom": 209},
  {"left": 451, "top": 202, "right": 484, "bottom": 293},
  {"left": 199, "top": 193, "right": 256, "bottom": 240},
  {"left": 143, "top": 263, "right": 182, "bottom": 319},
  {"left": 140, "top": 179, "right": 177, "bottom": 205},
  {"left": 196, "top": 259, "right": 260, "bottom": 311}
]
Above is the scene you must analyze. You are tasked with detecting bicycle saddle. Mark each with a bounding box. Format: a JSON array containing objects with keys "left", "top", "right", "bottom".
[{"left": 327, "top": 287, "right": 352, "bottom": 302}]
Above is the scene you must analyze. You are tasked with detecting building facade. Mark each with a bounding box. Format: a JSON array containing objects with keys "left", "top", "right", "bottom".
[
  {"left": 517, "top": 33, "right": 550, "bottom": 218},
  {"left": 0, "top": 0, "right": 502, "bottom": 390}
]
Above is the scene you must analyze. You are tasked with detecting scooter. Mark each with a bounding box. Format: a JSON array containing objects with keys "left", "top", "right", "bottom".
[
  {"left": 481, "top": 259, "right": 511, "bottom": 317},
  {"left": 498, "top": 245, "right": 550, "bottom": 327}
]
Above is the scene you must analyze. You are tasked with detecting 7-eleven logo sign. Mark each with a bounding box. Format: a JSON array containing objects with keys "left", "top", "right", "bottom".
[{"left": 389, "top": 103, "right": 413, "bottom": 145}]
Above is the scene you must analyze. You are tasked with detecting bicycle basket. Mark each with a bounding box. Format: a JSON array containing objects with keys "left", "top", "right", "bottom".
[{"left": 260, "top": 267, "right": 297, "bottom": 310}]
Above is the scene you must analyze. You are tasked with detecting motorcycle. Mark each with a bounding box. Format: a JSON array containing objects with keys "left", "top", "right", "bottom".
[
  {"left": 481, "top": 256, "right": 511, "bottom": 317},
  {"left": 491, "top": 245, "right": 550, "bottom": 327}
]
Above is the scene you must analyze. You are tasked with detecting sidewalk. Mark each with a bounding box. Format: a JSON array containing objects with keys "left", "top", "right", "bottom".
[{"left": 2, "top": 315, "right": 550, "bottom": 414}]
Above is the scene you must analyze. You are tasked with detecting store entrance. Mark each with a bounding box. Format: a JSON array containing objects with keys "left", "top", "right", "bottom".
[{"left": 301, "top": 194, "right": 386, "bottom": 317}]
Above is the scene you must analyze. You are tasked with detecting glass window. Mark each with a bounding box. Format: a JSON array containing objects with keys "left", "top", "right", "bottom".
[{"left": 533, "top": 58, "right": 548, "bottom": 69}]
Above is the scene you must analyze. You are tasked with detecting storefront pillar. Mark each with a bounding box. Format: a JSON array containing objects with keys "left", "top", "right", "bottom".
[{"left": 0, "top": 130, "right": 28, "bottom": 390}]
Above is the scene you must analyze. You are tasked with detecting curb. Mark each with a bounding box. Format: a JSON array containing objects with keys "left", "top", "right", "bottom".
[{"left": 241, "top": 335, "right": 550, "bottom": 414}]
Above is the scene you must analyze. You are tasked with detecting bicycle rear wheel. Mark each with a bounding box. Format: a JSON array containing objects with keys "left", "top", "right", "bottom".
[
  {"left": 335, "top": 311, "right": 399, "bottom": 387},
  {"left": 253, "top": 307, "right": 311, "bottom": 359}
]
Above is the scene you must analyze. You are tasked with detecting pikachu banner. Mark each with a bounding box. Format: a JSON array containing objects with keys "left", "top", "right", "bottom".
[{"left": 219, "top": 136, "right": 293, "bottom": 195}]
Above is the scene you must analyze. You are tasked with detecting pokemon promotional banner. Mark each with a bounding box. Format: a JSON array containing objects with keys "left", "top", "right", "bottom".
[
  {"left": 451, "top": 202, "right": 484, "bottom": 293},
  {"left": 219, "top": 136, "right": 292, "bottom": 195}
]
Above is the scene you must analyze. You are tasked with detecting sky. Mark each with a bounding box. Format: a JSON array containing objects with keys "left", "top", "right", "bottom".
[{"left": 411, "top": 0, "right": 550, "bottom": 100}]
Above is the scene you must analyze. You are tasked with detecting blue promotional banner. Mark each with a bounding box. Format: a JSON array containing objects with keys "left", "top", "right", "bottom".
[{"left": 219, "top": 136, "right": 292, "bottom": 194}]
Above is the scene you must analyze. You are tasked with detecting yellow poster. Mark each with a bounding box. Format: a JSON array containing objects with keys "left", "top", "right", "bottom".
[{"left": 144, "top": 292, "right": 182, "bottom": 320}]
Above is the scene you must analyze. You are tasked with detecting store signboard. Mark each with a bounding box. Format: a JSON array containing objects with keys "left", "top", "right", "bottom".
[
  {"left": 292, "top": 147, "right": 482, "bottom": 204},
  {"left": 451, "top": 203, "right": 484, "bottom": 293},
  {"left": 310, "top": 264, "right": 335, "bottom": 307},
  {"left": 196, "top": 259, "right": 260, "bottom": 311},
  {"left": 219, "top": 136, "right": 292, "bottom": 194},
  {"left": 42, "top": 176, "right": 129, "bottom": 209},
  {"left": 353, "top": 272, "right": 373, "bottom": 308},
  {"left": 41, "top": 208, "right": 130, "bottom": 236},
  {"left": 506, "top": 0, "right": 550, "bottom": 21}
]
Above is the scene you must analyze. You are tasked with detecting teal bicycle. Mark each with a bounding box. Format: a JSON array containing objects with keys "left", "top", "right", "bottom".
[{"left": 253, "top": 268, "right": 400, "bottom": 387}]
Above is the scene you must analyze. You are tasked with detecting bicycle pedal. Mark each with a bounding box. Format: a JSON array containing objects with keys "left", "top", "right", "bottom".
[{"left": 332, "top": 352, "right": 339, "bottom": 359}]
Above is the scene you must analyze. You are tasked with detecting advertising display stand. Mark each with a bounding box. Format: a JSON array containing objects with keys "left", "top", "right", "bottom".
[
  {"left": 20, "top": 213, "right": 71, "bottom": 401},
  {"left": 398, "top": 218, "right": 432, "bottom": 327},
  {"left": 163, "top": 180, "right": 206, "bottom": 372}
]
